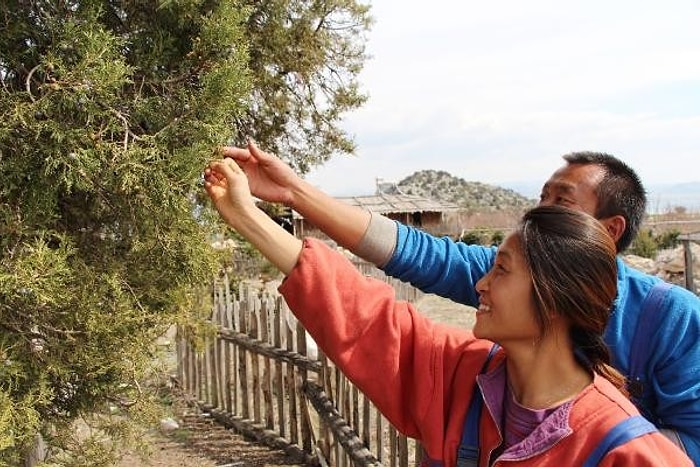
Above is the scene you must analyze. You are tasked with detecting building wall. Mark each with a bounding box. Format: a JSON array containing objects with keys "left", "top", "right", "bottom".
[{"left": 293, "top": 210, "right": 447, "bottom": 240}]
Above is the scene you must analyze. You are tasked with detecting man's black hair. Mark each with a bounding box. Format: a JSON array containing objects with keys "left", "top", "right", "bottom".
[{"left": 562, "top": 151, "right": 647, "bottom": 252}]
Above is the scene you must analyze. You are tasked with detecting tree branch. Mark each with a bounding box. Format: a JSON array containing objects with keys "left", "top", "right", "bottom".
[{"left": 25, "top": 64, "right": 41, "bottom": 102}]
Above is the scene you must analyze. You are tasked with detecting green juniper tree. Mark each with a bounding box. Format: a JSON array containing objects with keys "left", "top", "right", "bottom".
[
  {"left": 237, "top": 0, "right": 372, "bottom": 172},
  {"left": 0, "top": 0, "right": 370, "bottom": 462},
  {"left": 0, "top": 1, "right": 252, "bottom": 463}
]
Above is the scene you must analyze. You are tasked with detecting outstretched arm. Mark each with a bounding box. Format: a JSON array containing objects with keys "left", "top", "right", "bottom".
[
  {"left": 221, "top": 141, "right": 372, "bottom": 252},
  {"left": 222, "top": 141, "right": 493, "bottom": 306},
  {"left": 203, "top": 158, "right": 302, "bottom": 275}
]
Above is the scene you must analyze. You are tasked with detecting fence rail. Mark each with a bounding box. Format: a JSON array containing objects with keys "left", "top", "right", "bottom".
[{"left": 177, "top": 261, "right": 423, "bottom": 466}]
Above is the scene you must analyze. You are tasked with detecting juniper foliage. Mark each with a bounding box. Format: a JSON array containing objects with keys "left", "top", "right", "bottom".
[
  {"left": 0, "top": 0, "right": 370, "bottom": 462},
  {"left": 0, "top": 0, "right": 250, "bottom": 463}
]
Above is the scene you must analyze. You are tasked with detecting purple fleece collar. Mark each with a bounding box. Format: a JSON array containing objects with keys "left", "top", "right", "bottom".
[{"left": 477, "top": 362, "right": 574, "bottom": 460}]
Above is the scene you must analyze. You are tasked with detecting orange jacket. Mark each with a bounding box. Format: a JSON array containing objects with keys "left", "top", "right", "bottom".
[{"left": 279, "top": 239, "right": 692, "bottom": 466}]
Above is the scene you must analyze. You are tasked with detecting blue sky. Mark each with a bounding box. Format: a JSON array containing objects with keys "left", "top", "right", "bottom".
[{"left": 304, "top": 0, "right": 700, "bottom": 200}]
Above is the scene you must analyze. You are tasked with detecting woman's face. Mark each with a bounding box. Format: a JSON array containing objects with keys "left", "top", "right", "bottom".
[{"left": 473, "top": 233, "right": 541, "bottom": 345}]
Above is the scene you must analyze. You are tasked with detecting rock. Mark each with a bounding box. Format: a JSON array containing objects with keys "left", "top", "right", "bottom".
[
  {"left": 626, "top": 243, "right": 700, "bottom": 292},
  {"left": 656, "top": 245, "right": 687, "bottom": 274},
  {"left": 160, "top": 417, "right": 180, "bottom": 432},
  {"left": 621, "top": 254, "right": 657, "bottom": 274}
]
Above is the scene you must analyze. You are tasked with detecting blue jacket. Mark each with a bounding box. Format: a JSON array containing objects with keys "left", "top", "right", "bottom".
[{"left": 384, "top": 222, "right": 700, "bottom": 463}]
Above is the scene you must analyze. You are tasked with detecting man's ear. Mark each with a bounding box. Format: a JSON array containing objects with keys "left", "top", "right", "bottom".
[{"left": 600, "top": 215, "right": 626, "bottom": 245}]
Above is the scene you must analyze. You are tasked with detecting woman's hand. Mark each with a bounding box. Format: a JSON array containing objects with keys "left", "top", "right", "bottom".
[
  {"left": 204, "top": 156, "right": 303, "bottom": 275},
  {"left": 204, "top": 158, "right": 257, "bottom": 229}
]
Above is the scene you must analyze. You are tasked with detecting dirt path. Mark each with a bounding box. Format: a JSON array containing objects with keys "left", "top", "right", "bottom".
[
  {"left": 118, "top": 408, "right": 305, "bottom": 466},
  {"left": 415, "top": 292, "right": 477, "bottom": 329}
]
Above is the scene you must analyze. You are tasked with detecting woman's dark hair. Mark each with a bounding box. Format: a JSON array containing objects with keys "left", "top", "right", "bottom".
[
  {"left": 518, "top": 205, "right": 626, "bottom": 392},
  {"left": 562, "top": 151, "right": 647, "bottom": 252}
]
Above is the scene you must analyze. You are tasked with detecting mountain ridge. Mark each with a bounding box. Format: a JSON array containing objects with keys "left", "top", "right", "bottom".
[
  {"left": 396, "top": 169, "right": 536, "bottom": 211},
  {"left": 380, "top": 170, "right": 700, "bottom": 213}
]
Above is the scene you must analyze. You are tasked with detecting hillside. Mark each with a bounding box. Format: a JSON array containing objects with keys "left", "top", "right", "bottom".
[{"left": 396, "top": 170, "right": 536, "bottom": 211}]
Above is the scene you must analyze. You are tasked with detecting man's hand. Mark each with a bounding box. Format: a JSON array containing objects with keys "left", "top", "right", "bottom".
[
  {"left": 220, "top": 140, "right": 371, "bottom": 252},
  {"left": 221, "top": 140, "right": 302, "bottom": 207}
]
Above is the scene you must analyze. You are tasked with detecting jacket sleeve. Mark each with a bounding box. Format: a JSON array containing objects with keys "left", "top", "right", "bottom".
[
  {"left": 278, "top": 238, "right": 487, "bottom": 441},
  {"left": 645, "top": 287, "right": 700, "bottom": 464},
  {"left": 382, "top": 222, "right": 497, "bottom": 307}
]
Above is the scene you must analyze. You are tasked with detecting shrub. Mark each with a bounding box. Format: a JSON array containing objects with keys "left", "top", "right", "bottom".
[{"left": 627, "top": 229, "right": 659, "bottom": 258}]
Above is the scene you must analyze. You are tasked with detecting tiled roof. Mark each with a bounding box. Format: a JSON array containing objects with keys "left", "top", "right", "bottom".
[
  {"left": 338, "top": 194, "right": 459, "bottom": 214},
  {"left": 291, "top": 194, "right": 459, "bottom": 219}
]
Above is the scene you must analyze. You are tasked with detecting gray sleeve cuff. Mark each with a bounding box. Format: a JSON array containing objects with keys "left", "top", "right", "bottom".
[
  {"left": 659, "top": 428, "right": 687, "bottom": 455},
  {"left": 353, "top": 212, "right": 397, "bottom": 268}
]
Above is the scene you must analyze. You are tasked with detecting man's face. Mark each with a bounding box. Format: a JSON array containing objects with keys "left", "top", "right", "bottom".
[{"left": 538, "top": 163, "right": 605, "bottom": 217}]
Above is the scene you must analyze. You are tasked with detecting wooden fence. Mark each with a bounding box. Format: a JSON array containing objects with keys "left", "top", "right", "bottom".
[{"left": 177, "top": 260, "right": 423, "bottom": 466}]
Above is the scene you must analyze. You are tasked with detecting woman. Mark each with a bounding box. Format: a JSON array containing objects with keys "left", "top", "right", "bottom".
[{"left": 204, "top": 157, "right": 691, "bottom": 466}]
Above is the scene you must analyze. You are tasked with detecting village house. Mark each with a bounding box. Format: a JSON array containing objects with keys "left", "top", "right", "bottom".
[{"left": 288, "top": 179, "right": 460, "bottom": 241}]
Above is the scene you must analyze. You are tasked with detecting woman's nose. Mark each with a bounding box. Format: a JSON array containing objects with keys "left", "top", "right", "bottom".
[{"left": 475, "top": 272, "right": 489, "bottom": 293}]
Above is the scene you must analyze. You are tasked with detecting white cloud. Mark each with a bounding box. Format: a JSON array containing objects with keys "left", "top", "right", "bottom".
[{"left": 305, "top": 0, "right": 700, "bottom": 196}]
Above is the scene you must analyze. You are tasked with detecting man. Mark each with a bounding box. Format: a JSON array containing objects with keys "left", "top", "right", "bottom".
[{"left": 222, "top": 141, "right": 700, "bottom": 462}]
